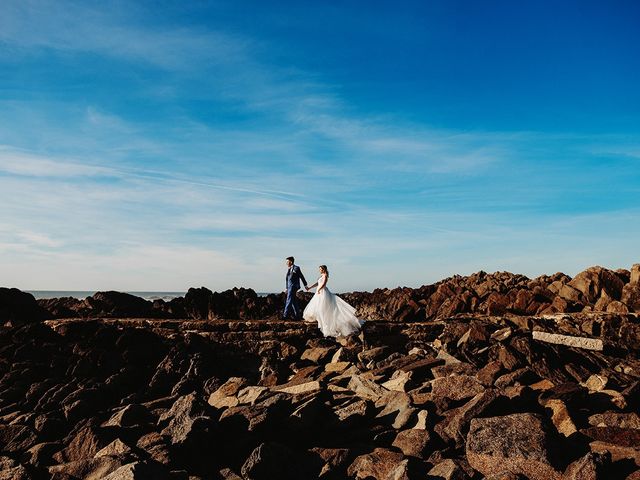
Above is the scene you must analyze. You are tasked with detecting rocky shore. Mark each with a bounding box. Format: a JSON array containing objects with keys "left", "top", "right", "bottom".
[
  {"left": 21, "top": 264, "right": 640, "bottom": 324},
  {"left": 0, "top": 265, "right": 639, "bottom": 479}
]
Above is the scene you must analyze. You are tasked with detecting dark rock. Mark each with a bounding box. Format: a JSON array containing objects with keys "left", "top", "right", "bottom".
[
  {"left": 86, "top": 291, "right": 156, "bottom": 318},
  {"left": 0, "top": 424, "right": 37, "bottom": 454},
  {"left": 0, "top": 288, "right": 50, "bottom": 326},
  {"left": 240, "top": 442, "right": 305, "bottom": 480}
]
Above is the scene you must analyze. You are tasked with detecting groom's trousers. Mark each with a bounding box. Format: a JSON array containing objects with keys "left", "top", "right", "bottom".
[{"left": 283, "top": 288, "right": 301, "bottom": 320}]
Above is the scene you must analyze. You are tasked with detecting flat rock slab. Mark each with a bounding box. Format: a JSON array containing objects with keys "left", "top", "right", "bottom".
[
  {"left": 466, "top": 413, "right": 562, "bottom": 480},
  {"left": 532, "top": 331, "right": 603, "bottom": 351}
]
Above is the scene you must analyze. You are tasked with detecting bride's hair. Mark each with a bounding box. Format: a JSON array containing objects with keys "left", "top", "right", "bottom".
[{"left": 319, "top": 265, "right": 329, "bottom": 276}]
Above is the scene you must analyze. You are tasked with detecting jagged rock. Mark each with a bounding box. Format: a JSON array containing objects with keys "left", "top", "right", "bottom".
[
  {"left": 622, "top": 283, "right": 640, "bottom": 312},
  {"left": 542, "top": 399, "right": 577, "bottom": 437},
  {"left": 309, "top": 447, "right": 351, "bottom": 478},
  {"left": 347, "top": 448, "right": 408, "bottom": 480},
  {"left": 435, "top": 389, "right": 500, "bottom": 446},
  {"left": 52, "top": 426, "right": 118, "bottom": 463},
  {"left": 0, "top": 424, "right": 37, "bottom": 454},
  {"left": 392, "top": 429, "right": 431, "bottom": 457},
  {"left": 274, "top": 380, "right": 321, "bottom": 395},
  {"left": 375, "top": 391, "right": 416, "bottom": 429},
  {"left": 334, "top": 399, "right": 372, "bottom": 424},
  {"left": 101, "top": 461, "right": 171, "bottom": 479},
  {"left": 95, "top": 439, "right": 133, "bottom": 457},
  {"left": 466, "top": 413, "right": 562, "bottom": 480},
  {"left": 208, "top": 377, "right": 247, "bottom": 409},
  {"left": 588, "top": 412, "right": 640, "bottom": 429},
  {"left": 347, "top": 375, "right": 386, "bottom": 401},
  {"left": 136, "top": 432, "right": 171, "bottom": 465},
  {"left": 562, "top": 452, "right": 610, "bottom": 480},
  {"left": 158, "top": 393, "right": 215, "bottom": 446},
  {"left": 301, "top": 346, "right": 336, "bottom": 364},
  {"left": 23, "top": 441, "right": 62, "bottom": 467},
  {"left": 427, "top": 459, "right": 468, "bottom": 480},
  {"left": 48, "top": 456, "right": 126, "bottom": 480},
  {"left": 86, "top": 291, "right": 157, "bottom": 318},
  {"left": 240, "top": 442, "right": 301, "bottom": 480},
  {"left": 581, "top": 427, "right": 640, "bottom": 466},
  {"left": 102, "top": 404, "right": 154, "bottom": 427},
  {"left": 432, "top": 375, "right": 485, "bottom": 402}
]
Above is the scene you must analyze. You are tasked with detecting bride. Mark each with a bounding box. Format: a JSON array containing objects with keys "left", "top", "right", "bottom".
[{"left": 303, "top": 265, "right": 363, "bottom": 337}]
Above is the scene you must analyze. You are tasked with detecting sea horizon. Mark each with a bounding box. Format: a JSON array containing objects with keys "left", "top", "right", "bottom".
[{"left": 27, "top": 290, "right": 276, "bottom": 301}]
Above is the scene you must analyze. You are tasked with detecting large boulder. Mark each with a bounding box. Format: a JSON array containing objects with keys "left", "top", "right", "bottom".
[
  {"left": 568, "top": 267, "right": 624, "bottom": 305},
  {"left": 466, "top": 413, "right": 562, "bottom": 480},
  {"left": 0, "top": 287, "right": 50, "bottom": 326},
  {"left": 85, "top": 291, "right": 156, "bottom": 317}
]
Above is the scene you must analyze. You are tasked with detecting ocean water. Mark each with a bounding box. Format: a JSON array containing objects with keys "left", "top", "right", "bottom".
[
  {"left": 27, "top": 291, "right": 276, "bottom": 301},
  {"left": 28, "top": 291, "right": 186, "bottom": 301}
]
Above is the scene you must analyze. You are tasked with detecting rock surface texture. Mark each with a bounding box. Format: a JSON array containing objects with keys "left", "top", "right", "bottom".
[
  {"left": 0, "top": 264, "right": 638, "bottom": 479},
  {"left": 32, "top": 264, "right": 640, "bottom": 321}
]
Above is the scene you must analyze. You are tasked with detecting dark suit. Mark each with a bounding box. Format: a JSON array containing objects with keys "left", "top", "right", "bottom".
[{"left": 283, "top": 264, "right": 307, "bottom": 319}]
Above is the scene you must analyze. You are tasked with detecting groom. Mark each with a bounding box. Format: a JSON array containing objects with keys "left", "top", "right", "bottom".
[{"left": 283, "top": 256, "right": 308, "bottom": 320}]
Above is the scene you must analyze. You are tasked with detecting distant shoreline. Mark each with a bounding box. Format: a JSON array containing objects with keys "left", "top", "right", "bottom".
[{"left": 27, "top": 290, "right": 275, "bottom": 301}]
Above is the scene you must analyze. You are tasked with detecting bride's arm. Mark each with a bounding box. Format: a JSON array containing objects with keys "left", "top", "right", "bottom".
[{"left": 306, "top": 281, "right": 318, "bottom": 291}]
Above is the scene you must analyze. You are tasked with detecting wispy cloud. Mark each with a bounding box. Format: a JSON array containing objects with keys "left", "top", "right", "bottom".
[{"left": 0, "top": 1, "right": 638, "bottom": 291}]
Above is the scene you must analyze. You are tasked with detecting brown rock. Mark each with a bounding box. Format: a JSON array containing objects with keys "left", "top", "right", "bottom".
[
  {"left": 588, "top": 412, "right": 640, "bottom": 429},
  {"left": 631, "top": 264, "right": 640, "bottom": 285},
  {"left": 309, "top": 447, "right": 351, "bottom": 478},
  {"left": 477, "top": 361, "right": 504, "bottom": 386},
  {"left": 562, "top": 452, "right": 610, "bottom": 480},
  {"left": 532, "top": 331, "right": 603, "bottom": 351},
  {"left": 301, "top": 346, "right": 336, "bottom": 364},
  {"left": 606, "top": 300, "right": 629, "bottom": 313},
  {"left": 335, "top": 399, "right": 372, "bottom": 424},
  {"left": 427, "top": 459, "right": 467, "bottom": 480},
  {"left": 136, "top": 432, "right": 170, "bottom": 465},
  {"left": 622, "top": 283, "right": 640, "bottom": 311},
  {"left": 375, "top": 391, "right": 416, "bottom": 429},
  {"left": 466, "top": 413, "right": 561, "bottom": 480},
  {"left": 158, "top": 393, "right": 215, "bottom": 447},
  {"left": 208, "top": 377, "right": 247, "bottom": 409},
  {"left": 583, "top": 427, "right": 640, "bottom": 466},
  {"left": 435, "top": 389, "right": 500, "bottom": 446},
  {"left": 274, "top": 380, "right": 321, "bottom": 395},
  {"left": 48, "top": 456, "right": 125, "bottom": 480},
  {"left": 569, "top": 267, "right": 624, "bottom": 304},
  {"left": 391, "top": 429, "right": 430, "bottom": 458},
  {"left": 95, "top": 439, "right": 133, "bottom": 458},
  {"left": 347, "top": 448, "right": 407, "bottom": 480},
  {"left": 102, "top": 404, "right": 154, "bottom": 428},
  {"left": 382, "top": 371, "right": 413, "bottom": 392},
  {"left": 432, "top": 362, "right": 476, "bottom": 378},
  {"left": 584, "top": 374, "right": 608, "bottom": 392},
  {"left": 52, "top": 426, "right": 117, "bottom": 463},
  {"left": 101, "top": 461, "right": 170, "bottom": 479},
  {"left": 431, "top": 375, "right": 485, "bottom": 402},
  {"left": 558, "top": 285, "right": 583, "bottom": 303},
  {"left": 543, "top": 399, "right": 577, "bottom": 437},
  {"left": 348, "top": 375, "right": 386, "bottom": 401},
  {"left": 0, "top": 424, "right": 37, "bottom": 455}
]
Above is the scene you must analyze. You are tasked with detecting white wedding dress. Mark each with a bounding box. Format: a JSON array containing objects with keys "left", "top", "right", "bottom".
[{"left": 303, "top": 274, "right": 363, "bottom": 337}]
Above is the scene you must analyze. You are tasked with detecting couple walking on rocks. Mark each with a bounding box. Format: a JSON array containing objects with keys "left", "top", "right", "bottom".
[{"left": 283, "top": 256, "right": 363, "bottom": 337}]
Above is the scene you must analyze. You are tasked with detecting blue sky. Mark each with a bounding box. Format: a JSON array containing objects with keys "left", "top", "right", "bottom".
[{"left": 0, "top": 0, "right": 639, "bottom": 292}]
